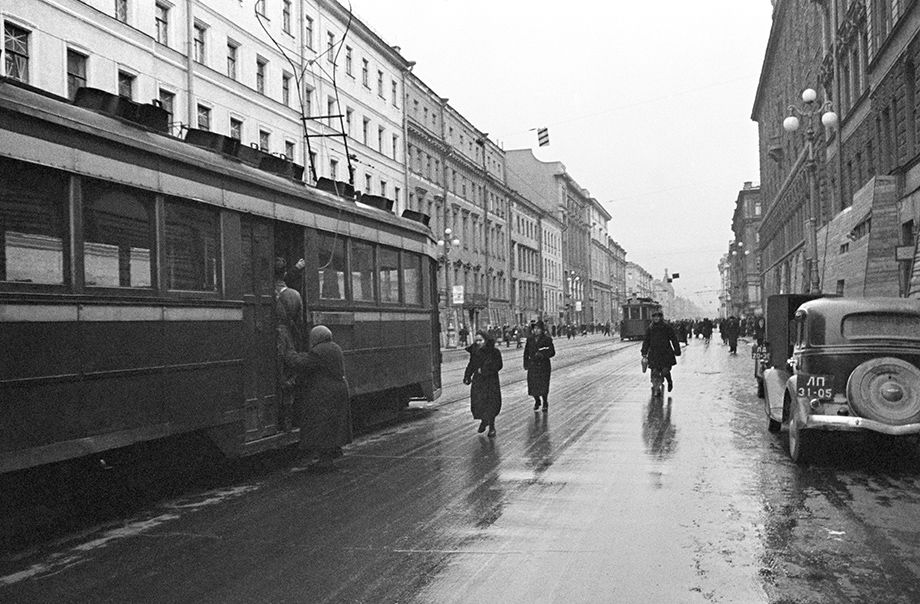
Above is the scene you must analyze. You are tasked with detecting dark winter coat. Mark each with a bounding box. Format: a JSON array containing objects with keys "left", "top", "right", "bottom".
[
  {"left": 724, "top": 317, "right": 740, "bottom": 339},
  {"left": 641, "top": 321, "right": 681, "bottom": 370},
  {"left": 464, "top": 343, "right": 503, "bottom": 422},
  {"left": 523, "top": 334, "right": 555, "bottom": 397},
  {"left": 278, "top": 326, "right": 353, "bottom": 450}
]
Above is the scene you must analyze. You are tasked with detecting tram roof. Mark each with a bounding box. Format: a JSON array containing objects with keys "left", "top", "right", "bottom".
[{"left": 0, "top": 79, "right": 435, "bottom": 250}]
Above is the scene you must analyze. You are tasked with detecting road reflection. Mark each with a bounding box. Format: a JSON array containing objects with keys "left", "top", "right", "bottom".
[
  {"left": 465, "top": 437, "right": 504, "bottom": 529},
  {"left": 643, "top": 396, "right": 678, "bottom": 460},
  {"left": 526, "top": 412, "right": 553, "bottom": 475}
]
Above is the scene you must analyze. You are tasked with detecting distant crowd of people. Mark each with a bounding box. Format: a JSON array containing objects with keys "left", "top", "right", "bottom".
[{"left": 457, "top": 321, "right": 615, "bottom": 348}]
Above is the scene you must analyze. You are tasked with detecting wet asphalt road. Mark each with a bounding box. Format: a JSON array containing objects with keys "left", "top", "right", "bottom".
[{"left": 3, "top": 335, "right": 920, "bottom": 603}]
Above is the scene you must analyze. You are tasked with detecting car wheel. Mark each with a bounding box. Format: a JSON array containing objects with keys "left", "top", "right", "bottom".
[
  {"left": 847, "top": 357, "right": 920, "bottom": 425},
  {"left": 768, "top": 416, "right": 781, "bottom": 433},
  {"left": 757, "top": 378, "right": 765, "bottom": 399},
  {"left": 788, "top": 406, "right": 810, "bottom": 464}
]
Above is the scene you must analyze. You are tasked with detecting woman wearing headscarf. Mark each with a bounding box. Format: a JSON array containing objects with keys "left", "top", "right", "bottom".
[
  {"left": 523, "top": 321, "right": 555, "bottom": 411},
  {"left": 463, "top": 330, "right": 503, "bottom": 437},
  {"left": 279, "top": 324, "right": 352, "bottom": 470}
]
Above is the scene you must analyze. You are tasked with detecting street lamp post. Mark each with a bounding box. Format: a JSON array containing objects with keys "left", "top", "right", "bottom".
[
  {"left": 783, "top": 87, "right": 838, "bottom": 294},
  {"left": 437, "top": 228, "right": 461, "bottom": 348}
]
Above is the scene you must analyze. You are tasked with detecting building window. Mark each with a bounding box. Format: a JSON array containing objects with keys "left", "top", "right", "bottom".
[
  {"left": 165, "top": 198, "right": 220, "bottom": 292},
  {"left": 378, "top": 126, "right": 384, "bottom": 151},
  {"left": 197, "top": 104, "right": 211, "bottom": 131},
  {"left": 282, "top": 0, "right": 292, "bottom": 34},
  {"left": 227, "top": 42, "right": 238, "bottom": 80},
  {"left": 392, "top": 134, "right": 399, "bottom": 160},
  {"left": 259, "top": 130, "right": 270, "bottom": 151},
  {"left": 305, "top": 16, "right": 314, "bottom": 49},
  {"left": 330, "top": 158, "right": 338, "bottom": 181},
  {"left": 4, "top": 23, "right": 29, "bottom": 82},
  {"left": 66, "top": 50, "right": 87, "bottom": 101},
  {"left": 345, "top": 108, "right": 353, "bottom": 135},
  {"left": 326, "top": 97, "right": 337, "bottom": 127},
  {"left": 118, "top": 71, "right": 135, "bottom": 99},
  {"left": 345, "top": 46, "right": 353, "bottom": 75},
  {"left": 377, "top": 70, "right": 384, "bottom": 97},
  {"left": 365, "top": 173, "right": 372, "bottom": 193},
  {"left": 230, "top": 117, "right": 242, "bottom": 140},
  {"left": 380, "top": 180, "right": 387, "bottom": 197},
  {"left": 836, "top": 279, "right": 845, "bottom": 295},
  {"left": 285, "top": 140, "right": 295, "bottom": 161},
  {"left": 193, "top": 23, "right": 206, "bottom": 64},
  {"left": 282, "top": 73, "right": 291, "bottom": 106},
  {"left": 303, "top": 86, "right": 313, "bottom": 116},
  {"left": 159, "top": 89, "right": 175, "bottom": 127},
  {"left": 391, "top": 80, "right": 398, "bottom": 106},
  {"left": 82, "top": 180, "right": 154, "bottom": 288},
  {"left": 115, "top": 0, "right": 128, "bottom": 23},
  {"left": 256, "top": 58, "right": 266, "bottom": 94},
  {"left": 155, "top": 3, "right": 169, "bottom": 45},
  {"left": 327, "top": 32, "right": 335, "bottom": 63},
  {"left": 362, "top": 117, "right": 370, "bottom": 145},
  {"left": 361, "top": 59, "right": 369, "bottom": 87}
]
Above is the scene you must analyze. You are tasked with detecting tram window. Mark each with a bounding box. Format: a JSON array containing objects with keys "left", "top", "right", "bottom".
[
  {"left": 403, "top": 252, "right": 422, "bottom": 306},
  {"left": 350, "top": 240, "right": 375, "bottom": 301},
  {"left": 317, "top": 232, "right": 345, "bottom": 300},
  {"left": 0, "top": 158, "right": 68, "bottom": 285},
  {"left": 164, "top": 198, "right": 220, "bottom": 291},
  {"left": 379, "top": 247, "right": 400, "bottom": 303},
  {"left": 82, "top": 179, "right": 154, "bottom": 288}
]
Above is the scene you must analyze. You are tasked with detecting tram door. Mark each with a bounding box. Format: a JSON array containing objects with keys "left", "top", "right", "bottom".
[{"left": 240, "top": 215, "right": 277, "bottom": 439}]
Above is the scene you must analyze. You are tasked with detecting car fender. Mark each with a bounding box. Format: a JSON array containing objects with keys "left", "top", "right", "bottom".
[{"left": 763, "top": 367, "right": 790, "bottom": 423}]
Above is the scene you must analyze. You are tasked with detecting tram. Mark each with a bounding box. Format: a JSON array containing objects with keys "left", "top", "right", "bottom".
[
  {"left": 619, "top": 297, "right": 661, "bottom": 341},
  {"left": 0, "top": 79, "right": 441, "bottom": 474}
]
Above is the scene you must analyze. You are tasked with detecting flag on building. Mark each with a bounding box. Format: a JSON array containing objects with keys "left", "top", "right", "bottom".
[
  {"left": 672, "top": 273, "right": 680, "bottom": 279},
  {"left": 537, "top": 127, "right": 550, "bottom": 147}
]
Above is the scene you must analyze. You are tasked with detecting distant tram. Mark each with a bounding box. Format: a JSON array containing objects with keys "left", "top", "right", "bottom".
[
  {"left": 0, "top": 79, "right": 441, "bottom": 474},
  {"left": 620, "top": 297, "right": 662, "bottom": 341}
]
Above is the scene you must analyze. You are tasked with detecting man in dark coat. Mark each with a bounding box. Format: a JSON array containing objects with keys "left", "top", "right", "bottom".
[
  {"left": 641, "top": 310, "right": 681, "bottom": 395},
  {"left": 523, "top": 321, "right": 555, "bottom": 412},
  {"left": 279, "top": 324, "right": 353, "bottom": 470},
  {"left": 463, "top": 330, "right": 503, "bottom": 437},
  {"left": 724, "top": 315, "right": 741, "bottom": 355}
]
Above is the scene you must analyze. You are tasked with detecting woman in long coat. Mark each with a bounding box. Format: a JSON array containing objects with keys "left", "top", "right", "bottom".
[
  {"left": 464, "top": 330, "right": 503, "bottom": 437},
  {"left": 523, "top": 321, "right": 555, "bottom": 411},
  {"left": 279, "top": 324, "right": 353, "bottom": 470}
]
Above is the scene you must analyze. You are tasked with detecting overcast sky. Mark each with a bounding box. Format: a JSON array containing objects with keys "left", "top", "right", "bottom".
[{"left": 346, "top": 1, "right": 775, "bottom": 315}]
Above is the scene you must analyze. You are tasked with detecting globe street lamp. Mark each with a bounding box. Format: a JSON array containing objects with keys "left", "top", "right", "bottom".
[
  {"left": 437, "top": 228, "right": 461, "bottom": 348},
  {"left": 783, "top": 88, "right": 838, "bottom": 293}
]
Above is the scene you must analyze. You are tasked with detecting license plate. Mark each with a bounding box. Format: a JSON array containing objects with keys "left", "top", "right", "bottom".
[{"left": 796, "top": 374, "right": 835, "bottom": 399}]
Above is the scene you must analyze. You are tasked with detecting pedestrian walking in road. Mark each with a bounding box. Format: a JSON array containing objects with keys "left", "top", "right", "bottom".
[
  {"left": 523, "top": 320, "right": 555, "bottom": 412},
  {"left": 464, "top": 330, "right": 503, "bottom": 437},
  {"left": 641, "top": 310, "right": 682, "bottom": 396},
  {"left": 725, "top": 315, "right": 741, "bottom": 355},
  {"left": 280, "top": 324, "right": 353, "bottom": 471}
]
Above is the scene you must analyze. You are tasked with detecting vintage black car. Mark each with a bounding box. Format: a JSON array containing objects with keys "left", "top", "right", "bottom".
[{"left": 759, "top": 295, "right": 920, "bottom": 463}]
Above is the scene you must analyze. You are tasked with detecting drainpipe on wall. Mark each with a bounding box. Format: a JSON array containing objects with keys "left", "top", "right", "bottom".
[{"left": 185, "top": 0, "right": 195, "bottom": 130}]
